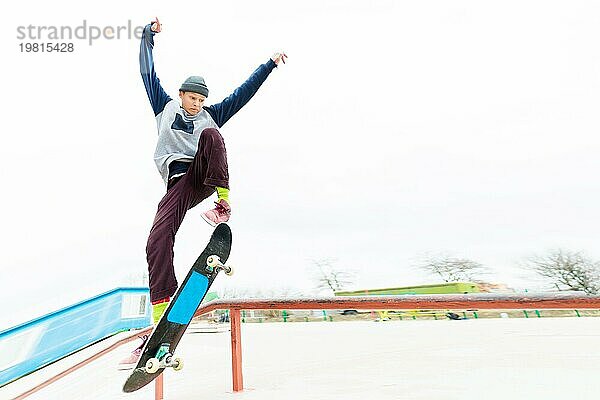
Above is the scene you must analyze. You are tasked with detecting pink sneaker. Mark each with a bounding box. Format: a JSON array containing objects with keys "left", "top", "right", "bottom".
[
  {"left": 117, "top": 334, "right": 148, "bottom": 370},
  {"left": 201, "top": 199, "right": 231, "bottom": 226}
]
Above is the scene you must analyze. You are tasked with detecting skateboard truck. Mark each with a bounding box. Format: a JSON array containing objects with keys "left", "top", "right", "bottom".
[
  {"left": 206, "top": 255, "right": 234, "bottom": 276},
  {"left": 145, "top": 343, "right": 184, "bottom": 373}
]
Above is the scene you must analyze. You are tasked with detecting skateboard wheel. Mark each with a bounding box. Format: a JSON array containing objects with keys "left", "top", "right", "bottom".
[
  {"left": 172, "top": 357, "right": 184, "bottom": 371},
  {"left": 224, "top": 266, "right": 234, "bottom": 276},
  {"left": 145, "top": 358, "right": 160, "bottom": 374},
  {"left": 206, "top": 255, "right": 220, "bottom": 268}
]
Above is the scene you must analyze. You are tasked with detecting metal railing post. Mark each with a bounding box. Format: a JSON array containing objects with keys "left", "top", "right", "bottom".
[
  {"left": 230, "top": 308, "right": 244, "bottom": 392},
  {"left": 154, "top": 373, "right": 163, "bottom": 400}
]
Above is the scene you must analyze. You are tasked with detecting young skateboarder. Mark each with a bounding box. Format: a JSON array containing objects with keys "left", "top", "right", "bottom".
[{"left": 119, "top": 17, "right": 286, "bottom": 369}]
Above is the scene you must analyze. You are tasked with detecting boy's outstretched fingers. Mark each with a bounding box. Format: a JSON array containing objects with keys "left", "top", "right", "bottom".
[
  {"left": 271, "top": 52, "right": 288, "bottom": 65},
  {"left": 151, "top": 17, "right": 162, "bottom": 33}
]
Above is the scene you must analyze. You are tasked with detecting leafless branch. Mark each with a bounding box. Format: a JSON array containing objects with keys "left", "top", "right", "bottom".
[
  {"left": 417, "top": 253, "right": 487, "bottom": 282},
  {"left": 523, "top": 249, "right": 600, "bottom": 295},
  {"left": 311, "top": 258, "right": 354, "bottom": 294}
]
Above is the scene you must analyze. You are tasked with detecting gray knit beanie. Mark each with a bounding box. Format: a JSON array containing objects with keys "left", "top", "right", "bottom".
[{"left": 179, "top": 76, "right": 209, "bottom": 97}]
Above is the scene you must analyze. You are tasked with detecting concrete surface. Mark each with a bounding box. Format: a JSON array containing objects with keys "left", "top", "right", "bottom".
[{"left": 5, "top": 317, "right": 600, "bottom": 399}]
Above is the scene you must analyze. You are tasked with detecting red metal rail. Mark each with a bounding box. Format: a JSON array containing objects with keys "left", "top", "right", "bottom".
[
  {"left": 190, "top": 294, "right": 600, "bottom": 392},
  {"left": 12, "top": 294, "right": 600, "bottom": 399},
  {"left": 12, "top": 326, "right": 153, "bottom": 400},
  {"left": 193, "top": 293, "right": 600, "bottom": 315}
]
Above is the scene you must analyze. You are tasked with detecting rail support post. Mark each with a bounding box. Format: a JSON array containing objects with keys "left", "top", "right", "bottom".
[
  {"left": 230, "top": 308, "right": 244, "bottom": 392},
  {"left": 154, "top": 372, "right": 163, "bottom": 400}
]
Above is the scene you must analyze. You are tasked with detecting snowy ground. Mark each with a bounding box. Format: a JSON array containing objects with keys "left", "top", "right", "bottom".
[{"left": 6, "top": 317, "right": 600, "bottom": 400}]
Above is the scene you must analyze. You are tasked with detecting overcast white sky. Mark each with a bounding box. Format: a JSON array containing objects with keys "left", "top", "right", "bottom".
[{"left": 2, "top": 0, "right": 600, "bottom": 329}]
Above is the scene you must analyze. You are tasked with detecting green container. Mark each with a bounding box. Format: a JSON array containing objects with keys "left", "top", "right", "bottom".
[{"left": 334, "top": 282, "right": 481, "bottom": 297}]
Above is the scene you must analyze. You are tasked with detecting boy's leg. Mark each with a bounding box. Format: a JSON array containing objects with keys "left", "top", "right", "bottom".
[
  {"left": 189, "top": 127, "right": 230, "bottom": 190},
  {"left": 145, "top": 178, "right": 213, "bottom": 303},
  {"left": 189, "top": 128, "right": 232, "bottom": 226},
  {"left": 119, "top": 182, "right": 201, "bottom": 370}
]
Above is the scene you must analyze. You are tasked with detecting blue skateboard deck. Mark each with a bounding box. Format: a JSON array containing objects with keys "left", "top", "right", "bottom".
[{"left": 123, "top": 223, "right": 232, "bottom": 393}]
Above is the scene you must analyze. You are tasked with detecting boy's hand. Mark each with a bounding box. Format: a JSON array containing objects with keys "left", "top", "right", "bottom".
[
  {"left": 151, "top": 17, "right": 162, "bottom": 33},
  {"left": 271, "top": 52, "right": 288, "bottom": 66}
]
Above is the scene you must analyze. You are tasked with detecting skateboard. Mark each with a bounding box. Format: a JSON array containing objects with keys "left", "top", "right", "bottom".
[{"left": 122, "top": 223, "right": 233, "bottom": 393}]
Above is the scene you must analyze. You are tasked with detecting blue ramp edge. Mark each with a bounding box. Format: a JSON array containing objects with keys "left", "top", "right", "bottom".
[
  {"left": 0, "top": 287, "right": 151, "bottom": 387},
  {"left": 167, "top": 272, "right": 209, "bottom": 325}
]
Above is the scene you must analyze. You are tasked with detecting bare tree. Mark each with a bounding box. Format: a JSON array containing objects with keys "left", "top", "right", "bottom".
[
  {"left": 523, "top": 249, "right": 600, "bottom": 295},
  {"left": 311, "top": 258, "right": 354, "bottom": 294},
  {"left": 418, "top": 253, "right": 486, "bottom": 282}
]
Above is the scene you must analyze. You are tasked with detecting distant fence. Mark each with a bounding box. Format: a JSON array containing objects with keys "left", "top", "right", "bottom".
[{"left": 0, "top": 287, "right": 151, "bottom": 386}]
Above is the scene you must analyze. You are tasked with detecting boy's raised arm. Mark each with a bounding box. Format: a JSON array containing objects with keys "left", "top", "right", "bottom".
[
  {"left": 139, "top": 18, "right": 172, "bottom": 117},
  {"left": 205, "top": 53, "right": 286, "bottom": 128}
]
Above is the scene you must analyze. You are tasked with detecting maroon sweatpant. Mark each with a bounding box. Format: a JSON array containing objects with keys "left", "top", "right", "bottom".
[{"left": 146, "top": 128, "right": 229, "bottom": 303}]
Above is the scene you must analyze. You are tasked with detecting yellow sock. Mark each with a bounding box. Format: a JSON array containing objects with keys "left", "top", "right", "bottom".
[
  {"left": 216, "top": 187, "right": 230, "bottom": 204},
  {"left": 152, "top": 301, "right": 170, "bottom": 325}
]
